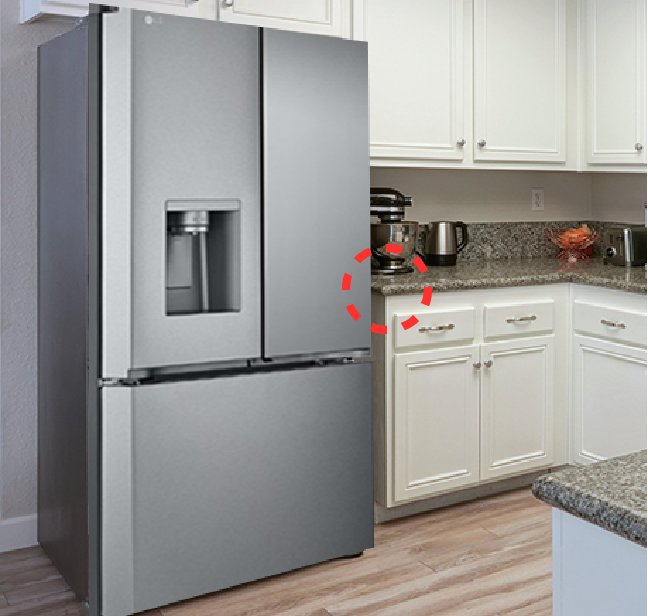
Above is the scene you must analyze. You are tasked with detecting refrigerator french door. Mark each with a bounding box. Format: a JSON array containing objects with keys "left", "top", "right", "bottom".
[
  {"left": 103, "top": 10, "right": 369, "bottom": 374},
  {"left": 97, "top": 8, "right": 371, "bottom": 616}
]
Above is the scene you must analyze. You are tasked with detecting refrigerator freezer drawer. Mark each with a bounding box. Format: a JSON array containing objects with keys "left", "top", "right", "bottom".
[{"left": 101, "top": 362, "right": 373, "bottom": 616}]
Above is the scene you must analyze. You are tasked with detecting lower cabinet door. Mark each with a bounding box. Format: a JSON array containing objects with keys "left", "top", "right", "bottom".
[
  {"left": 480, "top": 336, "right": 554, "bottom": 480},
  {"left": 572, "top": 334, "right": 647, "bottom": 463},
  {"left": 393, "top": 345, "right": 480, "bottom": 503}
]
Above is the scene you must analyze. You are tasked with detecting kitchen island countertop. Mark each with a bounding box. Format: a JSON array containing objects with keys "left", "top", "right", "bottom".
[
  {"left": 371, "top": 257, "right": 647, "bottom": 296},
  {"left": 532, "top": 450, "right": 647, "bottom": 547}
]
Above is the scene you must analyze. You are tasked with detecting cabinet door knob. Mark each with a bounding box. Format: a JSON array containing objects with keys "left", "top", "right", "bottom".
[
  {"left": 457, "top": 138, "right": 466, "bottom": 146},
  {"left": 222, "top": 0, "right": 234, "bottom": 6},
  {"left": 635, "top": 143, "right": 643, "bottom": 151},
  {"left": 477, "top": 139, "right": 486, "bottom": 147},
  {"left": 483, "top": 360, "right": 493, "bottom": 368},
  {"left": 473, "top": 361, "right": 482, "bottom": 370}
]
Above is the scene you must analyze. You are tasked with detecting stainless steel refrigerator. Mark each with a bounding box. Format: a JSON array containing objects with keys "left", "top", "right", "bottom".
[{"left": 37, "top": 7, "right": 371, "bottom": 616}]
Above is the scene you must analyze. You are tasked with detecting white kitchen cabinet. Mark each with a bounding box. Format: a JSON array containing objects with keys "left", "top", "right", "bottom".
[
  {"left": 21, "top": 0, "right": 208, "bottom": 24},
  {"left": 363, "top": 0, "right": 466, "bottom": 163},
  {"left": 480, "top": 336, "right": 554, "bottom": 480},
  {"left": 583, "top": 0, "right": 647, "bottom": 167},
  {"left": 393, "top": 345, "right": 480, "bottom": 502},
  {"left": 571, "top": 285, "right": 647, "bottom": 463},
  {"left": 21, "top": 0, "right": 355, "bottom": 35},
  {"left": 372, "top": 285, "right": 569, "bottom": 509},
  {"left": 572, "top": 335, "right": 647, "bottom": 463},
  {"left": 374, "top": 284, "right": 644, "bottom": 514},
  {"left": 217, "top": 0, "right": 351, "bottom": 36},
  {"left": 363, "top": 0, "right": 578, "bottom": 169},
  {"left": 473, "top": 0, "right": 567, "bottom": 163},
  {"left": 22, "top": 0, "right": 86, "bottom": 21}
]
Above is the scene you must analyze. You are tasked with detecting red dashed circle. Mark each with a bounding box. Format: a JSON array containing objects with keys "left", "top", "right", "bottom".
[{"left": 342, "top": 247, "right": 432, "bottom": 334}]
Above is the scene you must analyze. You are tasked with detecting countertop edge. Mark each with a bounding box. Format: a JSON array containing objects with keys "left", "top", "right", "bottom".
[
  {"left": 372, "top": 271, "right": 647, "bottom": 296},
  {"left": 532, "top": 475, "right": 647, "bottom": 547}
]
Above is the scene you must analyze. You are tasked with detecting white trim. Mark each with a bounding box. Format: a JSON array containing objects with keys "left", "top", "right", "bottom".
[{"left": 0, "top": 515, "right": 38, "bottom": 553}]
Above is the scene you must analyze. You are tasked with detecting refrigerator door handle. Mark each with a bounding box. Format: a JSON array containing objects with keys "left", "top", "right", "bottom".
[{"left": 98, "top": 377, "right": 142, "bottom": 388}]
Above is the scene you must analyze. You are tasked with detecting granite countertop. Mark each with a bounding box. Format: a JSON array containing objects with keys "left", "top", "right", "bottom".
[
  {"left": 532, "top": 451, "right": 647, "bottom": 547},
  {"left": 371, "top": 257, "right": 647, "bottom": 296}
]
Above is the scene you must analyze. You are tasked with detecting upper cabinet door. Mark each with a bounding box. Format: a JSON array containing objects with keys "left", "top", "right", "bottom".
[
  {"left": 218, "top": 0, "right": 352, "bottom": 37},
  {"left": 364, "top": 0, "right": 466, "bottom": 163},
  {"left": 473, "top": 0, "right": 567, "bottom": 163},
  {"left": 21, "top": 0, "right": 206, "bottom": 24},
  {"left": 585, "top": 0, "right": 647, "bottom": 166}
]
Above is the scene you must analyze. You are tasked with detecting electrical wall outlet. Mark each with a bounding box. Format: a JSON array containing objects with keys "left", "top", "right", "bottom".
[{"left": 532, "top": 188, "right": 545, "bottom": 211}]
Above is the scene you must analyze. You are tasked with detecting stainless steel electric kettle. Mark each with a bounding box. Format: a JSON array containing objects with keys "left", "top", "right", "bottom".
[{"left": 421, "top": 221, "right": 469, "bottom": 266}]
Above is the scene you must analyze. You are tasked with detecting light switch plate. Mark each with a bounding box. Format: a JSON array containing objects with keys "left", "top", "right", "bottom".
[{"left": 532, "top": 188, "right": 545, "bottom": 211}]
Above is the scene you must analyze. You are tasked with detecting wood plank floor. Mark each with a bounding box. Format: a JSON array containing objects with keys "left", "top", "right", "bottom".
[{"left": 0, "top": 488, "right": 552, "bottom": 616}]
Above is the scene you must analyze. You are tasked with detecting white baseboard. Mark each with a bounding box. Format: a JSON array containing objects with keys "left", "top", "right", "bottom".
[
  {"left": 0, "top": 514, "right": 38, "bottom": 553},
  {"left": 374, "top": 466, "right": 572, "bottom": 523}
]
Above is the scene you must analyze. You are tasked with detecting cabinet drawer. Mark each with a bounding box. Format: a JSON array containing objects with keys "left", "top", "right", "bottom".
[
  {"left": 394, "top": 308, "right": 475, "bottom": 349},
  {"left": 574, "top": 301, "right": 647, "bottom": 346},
  {"left": 484, "top": 301, "right": 555, "bottom": 339}
]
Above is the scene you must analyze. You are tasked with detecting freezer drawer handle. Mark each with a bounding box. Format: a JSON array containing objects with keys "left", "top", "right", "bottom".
[
  {"left": 505, "top": 315, "right": 537, "bottom": 324},
  {"left": 419, "top": 323, "right": 456, "bottom": 333},
  {"left": 600, "top": 319, "right": 626, "bottom": 329},
  {"left": 98, "top": 377, "right": 143, "bottom": 388}
]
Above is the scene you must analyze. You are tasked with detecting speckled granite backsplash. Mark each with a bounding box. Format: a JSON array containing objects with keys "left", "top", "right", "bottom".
[{"left": 424, "top": 221, "right": 630, "bottom": 261}]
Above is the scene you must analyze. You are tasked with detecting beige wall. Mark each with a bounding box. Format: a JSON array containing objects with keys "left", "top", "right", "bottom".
[
  {"left": 590, "top": 173, "right": 647, "bottom": 224},
  {"left": 371, "top": 168, "right": 647, "bottom": 225},
  {"left": 0, "top": 1, "right": 73, "bottom": 519}
]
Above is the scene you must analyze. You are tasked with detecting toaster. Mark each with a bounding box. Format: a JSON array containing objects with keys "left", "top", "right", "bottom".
[{"left": 603, "top": 226, "right": 647, "bottom": 266}]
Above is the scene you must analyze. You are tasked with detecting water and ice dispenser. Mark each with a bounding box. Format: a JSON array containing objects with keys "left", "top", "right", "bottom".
[{"left": 166, "top": 200, "right": 241, "bottom": 316}]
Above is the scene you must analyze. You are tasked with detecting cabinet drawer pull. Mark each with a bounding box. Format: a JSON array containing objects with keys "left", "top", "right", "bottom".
[
  {"left": 473, "top": 361, "right": 482, "bottom": 370},
  {"left": 601, "top": 319, "right": 626, "bottom": 329},
  {"left": 483, "top": 360, "right": 493, "bottom": 368},
  {"left": 419, "top": 323, "right": 456, "bottom": 333},
  {"left": 505, "top": 315, "right": 537, "bottom": 324}
]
